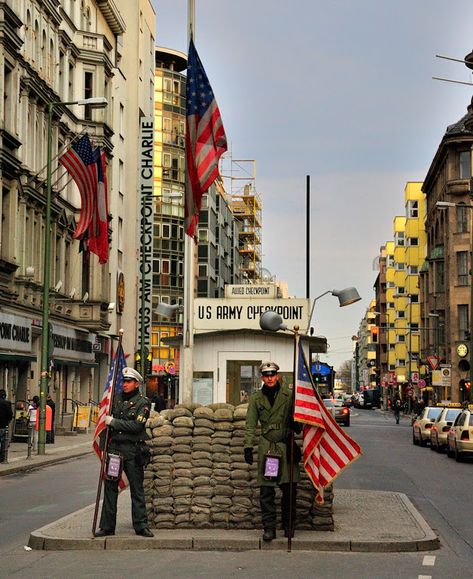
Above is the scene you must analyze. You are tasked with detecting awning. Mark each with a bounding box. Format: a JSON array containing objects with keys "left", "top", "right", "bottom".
[
  {"left": 52, "top": 358, "right": 98, "bottom": 368},
  {"left": 0, "top": 352, "right": 36, "bottom": 362}
]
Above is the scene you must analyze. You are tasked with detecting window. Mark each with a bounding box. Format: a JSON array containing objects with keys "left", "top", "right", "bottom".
[
  {"left": 408, "top": 237, "right": 419, "bottom": 246},
  {"left": 84, "top": 71, "right": 94, "bottom": 120},
  {"left": 407, "top": 200, "right": 418, "bottom": 218},
  {"left": 456, "top": 204, "right": 469, "bottom": 233},
  {"left": 459, "top": 304, "right": 469, "bottom": 340},
  {"left": 460, "top": 151, "right": 471, "bottom": 179},
  {"left": 457, "top": 251, "right": 469, "bottom": 285},
  {"left": 397, "top": 311, "right": 406, "bottom": 318},
  {"left": 397, "top": 359, "right": 406, "bottom": 367},
  {"left": 397, "top": 287, "right": 405, "bottom": 294},
  {"left": 396, "top": 262, "right": 405, "bottom": 270},
  {"left": 394, "top": 232, "right": 405, "bottom": 246},
  {"left": 408, "top": 265, "right": 418, "bottom": 275},
  {"left": 388, "top": 302, "right": 395, "bottom": 309},
  {"left": 397, "top": 335, "right": 406, "bottom": 342}
]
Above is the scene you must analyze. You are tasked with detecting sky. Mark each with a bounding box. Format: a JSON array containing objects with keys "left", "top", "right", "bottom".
[{"left": 152, "top": 0, "right": 473, "bottom": 370}]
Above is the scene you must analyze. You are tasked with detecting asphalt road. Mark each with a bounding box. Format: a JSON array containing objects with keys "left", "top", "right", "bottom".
[{"left": 1, "top": 409, "right": 472, "bottom": 578}]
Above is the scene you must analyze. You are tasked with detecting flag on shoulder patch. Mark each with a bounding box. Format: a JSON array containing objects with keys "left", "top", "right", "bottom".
[{"left": 294, "top": 340, "right": 361, "bottom": 502}]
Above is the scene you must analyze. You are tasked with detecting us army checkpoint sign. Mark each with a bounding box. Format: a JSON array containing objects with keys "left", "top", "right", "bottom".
[{"left": 194, "top": 298, "right": 310, "bottom": 332}]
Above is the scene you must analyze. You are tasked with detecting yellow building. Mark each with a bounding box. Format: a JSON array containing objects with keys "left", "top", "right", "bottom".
[{"left": 383, "top": 183, "right": 426, "bottom": 399}]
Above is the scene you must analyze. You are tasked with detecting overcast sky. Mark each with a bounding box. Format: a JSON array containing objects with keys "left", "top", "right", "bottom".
[{"left": 152, "top": 0, "right": 473, "bottom": 370}]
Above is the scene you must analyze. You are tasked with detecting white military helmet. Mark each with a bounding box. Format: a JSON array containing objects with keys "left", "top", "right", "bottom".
[
  {"left": 122, "top": 367, "right": 143, "bottom": 383},
  {"left": 259, "top": 361, "right": 280, "bottom": 375}
]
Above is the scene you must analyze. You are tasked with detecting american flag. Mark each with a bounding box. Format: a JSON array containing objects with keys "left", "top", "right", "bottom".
[
  {"left": 93, "top": 343, "right": 127, "bottom": 489},
  {"left": 185, "top": 38, "right": 227, "bottom": 237},
  {"left": 87, "top": 149, "right": 109, "bottom": 264},
  {"left": 59, "top": 134, "right": 97, "bottom": 239},
  {"left": 294, "top": 340, "right": 361, "bottom": 503}
]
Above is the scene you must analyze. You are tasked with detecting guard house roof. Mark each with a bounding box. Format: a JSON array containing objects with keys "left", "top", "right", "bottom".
[{"left": 163, "top": 328, "right": 327, "bottom": 353}]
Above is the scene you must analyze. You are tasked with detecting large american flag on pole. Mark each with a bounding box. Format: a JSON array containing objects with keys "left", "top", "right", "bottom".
[
  {"left": 93, "top": 343, "right": 127, "bottom": 489},
  {"left": 59, "top": 134, "right": 97, "bottom": 239},
  {"left": 294, "top": 340, "right": 361, "bottom": 503},
  {"left": 185, "top": 38, "right": 227, "bottom": 238}
]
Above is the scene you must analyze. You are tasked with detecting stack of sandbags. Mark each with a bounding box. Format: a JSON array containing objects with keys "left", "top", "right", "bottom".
[{"left": 144, "top": 402, "right": 334, "bottom": 531}]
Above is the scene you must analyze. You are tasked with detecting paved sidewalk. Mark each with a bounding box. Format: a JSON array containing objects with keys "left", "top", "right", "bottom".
[
  {"left": 0, "top": 431, "right": 94, "bottom": 476},
  {"left": 27, "top": 489, "right": 439, "bottom": 553}
]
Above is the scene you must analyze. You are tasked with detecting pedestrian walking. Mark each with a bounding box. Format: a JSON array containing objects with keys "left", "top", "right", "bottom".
[
  {"left": 244, "top": 361, "right": 301, "bottom": 542},
  {"left": 95, "top": 367, "right": 153, "bottom": 538},
  {"left": 0, "top": 389, "right": 13, "bottom": 462},
  {"left": 393, "top": 395, "right": 402, "bottom": 424}
]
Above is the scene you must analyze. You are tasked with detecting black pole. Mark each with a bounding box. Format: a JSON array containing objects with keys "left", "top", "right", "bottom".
[
  {"left": 287, "top": 329, "right": 299, "bottom": 552},
  {"left": 306, "top": 175, "right": 310, "bottom": 300},
  {"left": 91, "top": 330, "right": 123, "bottom": 537}
]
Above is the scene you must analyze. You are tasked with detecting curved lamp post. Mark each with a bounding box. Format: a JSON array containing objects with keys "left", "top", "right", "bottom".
[
  {"left": 38, "top": 96, "right": 108, "bottom": 456},
  {"left": 306, "top": 287, "right": 361, "bottom": 333}
]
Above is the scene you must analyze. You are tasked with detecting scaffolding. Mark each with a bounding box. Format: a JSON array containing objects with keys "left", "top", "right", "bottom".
[{"left": 222, "top": 157, "right": 262, "bottom": 283}]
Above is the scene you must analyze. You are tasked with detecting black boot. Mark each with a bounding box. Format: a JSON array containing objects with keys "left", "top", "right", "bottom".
[{"left": 262, "top": 528, "right": 276, "bottom": 542}]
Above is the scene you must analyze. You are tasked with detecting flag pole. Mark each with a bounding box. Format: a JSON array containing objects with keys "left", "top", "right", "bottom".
[
  {"left": 288, "top": 327, "right": 300, "bottom": 552},
  {"left": 181, "top": 0, "right": 196, "bottom": 405},
  {"left": 91, "top": 329, "right": 124, "bottom": 537}
]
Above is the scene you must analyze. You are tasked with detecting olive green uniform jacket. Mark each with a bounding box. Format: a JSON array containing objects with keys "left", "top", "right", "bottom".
[{"left": 244, "top": 384, "right": 300, "bottom": 487}]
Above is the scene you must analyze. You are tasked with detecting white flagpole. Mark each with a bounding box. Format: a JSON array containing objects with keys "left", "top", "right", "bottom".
[{"left": 180, "top": 0, "right": 196, "bottom": 404}]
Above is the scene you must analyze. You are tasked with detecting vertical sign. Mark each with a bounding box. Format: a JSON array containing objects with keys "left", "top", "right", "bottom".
[{"left": 138, "top": 117, "right": 154, "bottom": 358}]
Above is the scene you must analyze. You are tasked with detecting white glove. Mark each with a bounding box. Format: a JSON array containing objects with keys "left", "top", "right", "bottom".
[{"left": 105, "top": 415, "right": 113, "bottom": 426}]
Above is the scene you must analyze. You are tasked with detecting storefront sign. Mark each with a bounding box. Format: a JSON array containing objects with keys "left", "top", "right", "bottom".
[
  {"left": 0, "top": 313, "right": 33, "bottom": 353},
  {"left": 194, "top": 298, "right": 310, "bottom": 332},
  {"left": 224, "top": 284, "right": 277, "bottom": 299},
  {"left": 51, "top": 324, "right": 95, "bottom": 362}
]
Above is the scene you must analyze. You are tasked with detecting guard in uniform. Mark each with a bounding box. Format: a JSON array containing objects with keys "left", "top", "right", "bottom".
[
  {"left": 96, "top": 367, "right": 153, "bottom": 537},
  {"left": 244, "top": 361, "right": 300, "bottom": 542}
]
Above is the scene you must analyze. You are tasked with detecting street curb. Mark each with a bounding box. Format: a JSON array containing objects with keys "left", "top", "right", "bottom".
[
  {"left": 28, "top": 492, "right": 439, "bottom": 553},
  {"left": 0, "top": 448, "right": 93, "bottom": 477}
]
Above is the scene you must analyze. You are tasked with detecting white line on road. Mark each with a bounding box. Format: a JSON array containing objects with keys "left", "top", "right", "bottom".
[
  {"left": 418, "top": 575, "right": 432, "bottom": 579},
  {"left": 422, "top": 555, "right": 436, "bottom": 566}
]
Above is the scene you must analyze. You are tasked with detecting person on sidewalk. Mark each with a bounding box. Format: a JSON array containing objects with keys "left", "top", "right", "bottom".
[
  {"left": 0, "top": 389, "right": 13, "bottom": 462},
  {"left": 96, "top": 367, "right": 153, "bottom": 538},
  {"left": 244, "top": 361, "right": 301, "bottom": 542},
  {"left": 27, "top": 396, "right": 39, "bottom": 452},
  {"left": 393, "top": 395, "right": 402, "bottom": 425},
  {"left": 46, "top": 394, "right": 56, "bottom": 444}
]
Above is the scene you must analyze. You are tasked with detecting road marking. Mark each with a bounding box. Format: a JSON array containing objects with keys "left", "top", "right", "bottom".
[
  {"left": 418, "top": 576, "right": 432, "bottom": 579},
  {"left": 422, "top": 555, "right": 436, "bottom": 566}
]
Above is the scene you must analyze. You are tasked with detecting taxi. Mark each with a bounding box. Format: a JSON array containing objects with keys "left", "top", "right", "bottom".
[
  {"left": 446, "top": 405, "right": 473, "bottom": 461},
  {"left": 412, "top": 406, "right": 443, "bottom": 446},
  {"left": 429, "top": 403, "right": 462, "bottom": 452}
]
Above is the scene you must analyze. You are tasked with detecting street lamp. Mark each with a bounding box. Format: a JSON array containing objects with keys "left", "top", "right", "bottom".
[
  {"left": 38, "top": 97, "right": 108, "bottom": 456},
  {"left": 436, "top": 198, "right": 473, "bottom": 402},
  {"left": 306, "top": 287, "right": 361, "bottom": 333}
]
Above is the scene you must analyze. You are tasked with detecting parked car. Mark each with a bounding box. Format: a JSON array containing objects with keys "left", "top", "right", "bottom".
[
  {"left": 412, "top": 406, "right": 443, "bottom": 446},
  {"left": 323, "top": 398, "right": 350, "bottom": 426},
  {"left": 361, "top": 389, "right": 381, "bottom": 409},
  {"left": 429, "top": 404, "right": 462, "bottom": 452},
  {"left": 446, "top": 405, "right": 473, "bottom": 461}
]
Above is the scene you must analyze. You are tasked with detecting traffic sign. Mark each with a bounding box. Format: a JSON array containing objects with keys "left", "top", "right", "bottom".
[
  {"left": 411, "top": 371, "right": 419, "bottom": 384},
  {"left": 418, "top": 378, "right": 426, "bottom": 388},
  {"left": 427, "top": 356, "right": 439, "bottom": 370}
]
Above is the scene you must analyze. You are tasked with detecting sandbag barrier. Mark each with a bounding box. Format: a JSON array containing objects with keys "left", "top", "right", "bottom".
[{"left": 144, "top": 403, "right": 334, "bottom": 531}]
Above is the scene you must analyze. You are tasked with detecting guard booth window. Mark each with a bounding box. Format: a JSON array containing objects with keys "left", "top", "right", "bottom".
[{"left": 226, "top": 361, "right": 293, "bottom": 405}]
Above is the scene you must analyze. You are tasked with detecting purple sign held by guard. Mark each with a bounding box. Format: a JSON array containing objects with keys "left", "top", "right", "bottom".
[
  {"left": 106, "top": 454, "right": 122, "bottom": 479},
  {"left": 264, "top": 456, "right": 280, "bottom": 478}
]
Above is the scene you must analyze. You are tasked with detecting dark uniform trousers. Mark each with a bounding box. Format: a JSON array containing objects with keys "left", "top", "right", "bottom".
[
  {"left": 100, "top": 440, "right": 148, "bottom": 533},
  {"left": 260, "top": 483, "right": 297, "bottom": 531}
]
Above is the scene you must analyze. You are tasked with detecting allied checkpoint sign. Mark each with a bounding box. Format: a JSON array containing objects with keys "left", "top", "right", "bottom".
[{"left": 194, "top": 298, "right": 310, "bottom": 332}]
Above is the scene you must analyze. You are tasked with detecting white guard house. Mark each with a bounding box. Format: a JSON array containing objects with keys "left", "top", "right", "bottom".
[{"left": 165, "top": 287, "right": 327, "bottom": 405}]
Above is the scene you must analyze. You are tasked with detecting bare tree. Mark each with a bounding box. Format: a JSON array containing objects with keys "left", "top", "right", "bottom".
[{"left": 336, "top": 360, "right": 352, "bottom": 391}]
